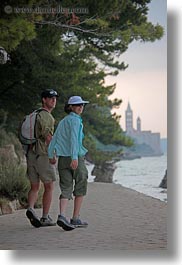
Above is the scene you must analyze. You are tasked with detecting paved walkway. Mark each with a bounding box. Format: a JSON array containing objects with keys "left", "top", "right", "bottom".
[{"left": 0, "top": 182, "right": 167, "bottom": 250}]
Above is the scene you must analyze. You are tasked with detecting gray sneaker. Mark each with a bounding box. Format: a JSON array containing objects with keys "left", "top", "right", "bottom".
[
  {"left": 40, "top": 215, "right": 56, "bottom": 227},
  {"left": 26, "top": 208, "right": 41, "bottom": 228},
  {"left": 70, "top": 218, "right": 88, "bottom": 228},
  {"left": 57, "top": 215, "right": 75, "bottom": 231}
]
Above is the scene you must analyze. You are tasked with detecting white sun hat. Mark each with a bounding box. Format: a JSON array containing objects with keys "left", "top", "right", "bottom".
[{"left": 68, "top": 96, "right": 89, "bottom": 105}]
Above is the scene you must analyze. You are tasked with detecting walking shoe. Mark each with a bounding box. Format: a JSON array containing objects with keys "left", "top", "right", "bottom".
[
  {"left": 70, "top": 218, "right": 88, "bottom": 228},
  {"left": 40, "top": 215, "right": 56, "bottom": 227},
  {"left": 26, "top": 208, "right": 41, "bottom": 228},
  {"left": 57, "top": 215, "right": 75, "bottom": 231}
]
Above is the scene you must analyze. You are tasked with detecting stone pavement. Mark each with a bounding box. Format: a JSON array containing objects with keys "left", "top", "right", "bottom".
[{"left": 0, "top": 181, "right": 167, "bottom": 250}]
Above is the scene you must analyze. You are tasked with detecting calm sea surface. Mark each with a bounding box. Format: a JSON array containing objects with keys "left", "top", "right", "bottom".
[{"left": 113, "top": 155, "right": 167, "bottom": 202}]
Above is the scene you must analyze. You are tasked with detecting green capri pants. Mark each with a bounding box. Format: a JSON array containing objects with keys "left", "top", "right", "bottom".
[{"left": 58, "top": 156, "right": 88, "bottom": 200}]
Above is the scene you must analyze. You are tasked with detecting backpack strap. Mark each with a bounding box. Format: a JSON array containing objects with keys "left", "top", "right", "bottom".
[
  {"left": 36, "top": 108, "right": 49, "bottom": 114},
  {"left": 34, "top": 108, "right": 50, "bottom": 140}
]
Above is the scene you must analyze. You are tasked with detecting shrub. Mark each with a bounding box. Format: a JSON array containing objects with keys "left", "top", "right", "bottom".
[
  {"left": 0, "top": 156, "right": 29, "bottom": 205},
  {"left": 0, "top": 129, "right": 44, "bottom": 208}
]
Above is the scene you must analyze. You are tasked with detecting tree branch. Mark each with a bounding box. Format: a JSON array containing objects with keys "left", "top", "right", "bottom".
[{"left": 35, "top": 20, "right": 101, "bottom": 35}]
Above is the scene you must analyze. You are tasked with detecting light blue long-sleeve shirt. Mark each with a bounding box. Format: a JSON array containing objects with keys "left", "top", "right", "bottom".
[{"left": 48, "top": 112, "right": 88, "bottom": 160}]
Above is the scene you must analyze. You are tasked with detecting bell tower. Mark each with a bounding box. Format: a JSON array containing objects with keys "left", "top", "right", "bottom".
[
  {"left": 125, "top": 102, "right": 133, "bottom": 133},
  {"left": 137, "top": 116, "right": 141, "bottom": 132}
]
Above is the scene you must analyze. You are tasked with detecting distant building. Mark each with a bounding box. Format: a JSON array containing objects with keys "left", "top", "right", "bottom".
[{"left": 125, "top": 102, "right": 163, "bottom": 156}]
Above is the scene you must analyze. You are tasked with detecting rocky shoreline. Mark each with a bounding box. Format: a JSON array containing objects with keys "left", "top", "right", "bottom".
[
  {"left": 159, "top": 169, "right": 167, "bottom": 189},
  {"left": 91, "top": 161, "right": 116, "bottom": 183},
  {"left": 0, "top": 199, "right": 23, "bottom": 215},
  {"left": 91, "top": 158, "right": 167, "bottom": 191}
]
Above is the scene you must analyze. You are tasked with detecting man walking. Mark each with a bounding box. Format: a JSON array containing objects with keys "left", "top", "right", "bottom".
[{"left": 26, "top": 89, "right": 58, "bottom": 227}]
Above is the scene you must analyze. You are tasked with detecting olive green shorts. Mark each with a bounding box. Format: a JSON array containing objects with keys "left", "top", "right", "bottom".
[
  {"left": 58, "top": 156, "right": 88, "bottom": 199},
  {"left": 27, "top": 150, "right": 57, "bottom": 183}
]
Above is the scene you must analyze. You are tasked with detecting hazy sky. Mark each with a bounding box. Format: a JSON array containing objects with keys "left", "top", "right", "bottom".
[{"left": 105, "top": 0, "right": 167, "bottom": 138}]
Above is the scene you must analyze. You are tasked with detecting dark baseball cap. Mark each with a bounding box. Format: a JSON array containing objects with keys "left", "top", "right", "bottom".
[{"left": 41, "top": 89, "right": 59, "bottom": 98}]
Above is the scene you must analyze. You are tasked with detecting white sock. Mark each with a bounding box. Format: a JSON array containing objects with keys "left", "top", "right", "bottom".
[{"left": 42, "top": 214, "right": 48, "bottom": 219}]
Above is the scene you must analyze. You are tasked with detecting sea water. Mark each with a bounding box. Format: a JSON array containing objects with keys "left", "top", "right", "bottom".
[
  {"left": 113, "top": 155, "right": 167, "bottom": 202},
  {"left": 87, "top": 155, "right": 167, "bottom": 202}
]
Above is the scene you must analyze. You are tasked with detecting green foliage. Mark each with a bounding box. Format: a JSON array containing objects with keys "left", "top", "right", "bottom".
[
  {"left": 83, "top": 134, "right": 118, "bottom": 164},
  {"left": 0, "top": 156, "right": 28, "bottom": 204},
  {"left": 0, "top": 129, "right": 28, "bottom": 204},
  {"left": 0, "top": 0, "right": 47, "bottom": 51},
  {"left": 0, "top": 17, "right": 36, "bottom": 51}
]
